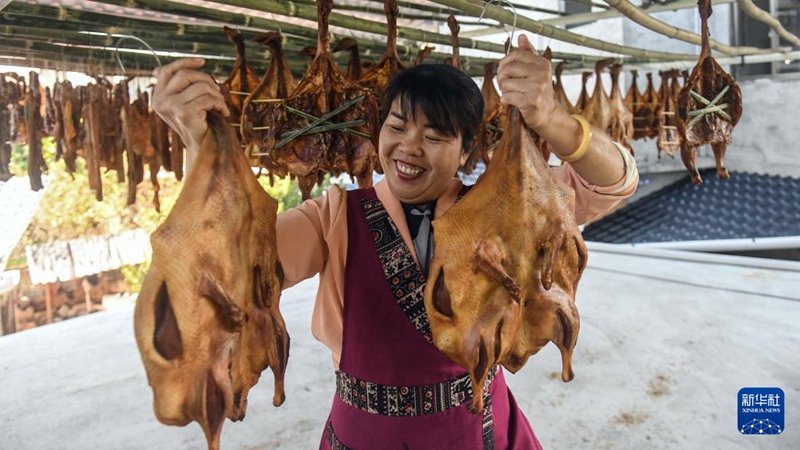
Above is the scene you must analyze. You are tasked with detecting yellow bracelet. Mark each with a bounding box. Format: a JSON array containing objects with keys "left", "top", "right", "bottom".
[{"left": 559, "top": 114, "right": 593, "bottom": 163}]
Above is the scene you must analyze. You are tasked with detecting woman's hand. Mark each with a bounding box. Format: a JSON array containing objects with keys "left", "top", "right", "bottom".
[
  {"left": 496, "top": 34, "right": 559, "bottom": 131},
  {"left": 151, "top": 58, "right": 230, "bottom": 154},
  {"left": 496, "top": 35, "right": 629, "bottom": 187}
]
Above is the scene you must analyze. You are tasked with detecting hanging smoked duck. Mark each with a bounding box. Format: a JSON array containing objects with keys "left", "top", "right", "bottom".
[
  {"left": 134, "top": 110, "right": 288, "bottom": 450},
  {"left": 677, "top": 0, "right": 742, "bottom": 184},
  {"left": 424, "top": 104, "right": 586, "bottom": 413}
]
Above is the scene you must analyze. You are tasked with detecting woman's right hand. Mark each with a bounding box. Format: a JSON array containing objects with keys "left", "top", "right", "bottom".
[{"left": 151, "top": 58, "right": 230, "bottom": 153}]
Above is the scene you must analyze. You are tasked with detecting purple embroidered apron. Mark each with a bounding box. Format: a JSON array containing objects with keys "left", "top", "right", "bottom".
[{"left": 319, "top": 188, "right": 543, "bottom": 450}]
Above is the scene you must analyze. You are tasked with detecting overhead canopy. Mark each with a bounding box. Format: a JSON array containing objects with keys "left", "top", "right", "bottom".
[{"left": 1, "top": 0, "right": 796, "bottom": 79}]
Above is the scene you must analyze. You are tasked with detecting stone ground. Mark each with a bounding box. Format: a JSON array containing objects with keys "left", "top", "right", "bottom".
[{"left": 1, "top": 244, "right": 798, "bottom": 449}]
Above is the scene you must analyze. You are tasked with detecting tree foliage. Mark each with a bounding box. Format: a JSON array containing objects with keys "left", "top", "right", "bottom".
[{"left": 7, "top": 137, "right": 334, "bottom": 292}]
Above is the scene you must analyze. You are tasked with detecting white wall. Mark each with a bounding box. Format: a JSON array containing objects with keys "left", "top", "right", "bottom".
[{"left": 725, "top": 77, "right": 800, "bottom": 177}]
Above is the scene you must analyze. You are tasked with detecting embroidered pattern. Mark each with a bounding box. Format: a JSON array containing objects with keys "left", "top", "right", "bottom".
[
  {"left": 360, "top": 198, "right": 432, "bottom": 342},
  {"left": 336, "top": 366, "right": 498, "bottom": 417},
  {"left": 482, "top": 376, "right": 495, "bottom": 449},
  {"left": 325, "top": 421, "right": 353, "bottom": 450}
]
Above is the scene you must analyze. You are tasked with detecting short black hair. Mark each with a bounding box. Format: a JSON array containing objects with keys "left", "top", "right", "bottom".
[{"left": 382, "top": 64, "right": 483, "bottom": 156}]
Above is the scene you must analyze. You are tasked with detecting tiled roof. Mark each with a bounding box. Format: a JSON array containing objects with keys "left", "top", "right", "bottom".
[{"left": 582, "top": 169, "right": 800, "bottom": 244}]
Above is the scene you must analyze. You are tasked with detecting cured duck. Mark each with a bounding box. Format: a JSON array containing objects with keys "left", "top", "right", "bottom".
[
  {"left": 677, "top": 0, "right": 743, "bottom": 183},
  {"left": 608, "top": 64, "right": 634, "bottom": 153},
  {"left": 425, "top": 105, "right": 586, "bottom": 413},
  {"left": 220, "top": 26, "right": 260, "bottom": 128},
  {"left": 134, "top": 110, "right": 288, "bottom": 450},
  {"left": 262, "top": 0, "right": 379, "bottom": 198}
]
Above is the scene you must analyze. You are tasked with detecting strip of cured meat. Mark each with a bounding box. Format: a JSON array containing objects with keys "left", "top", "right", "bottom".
[
  {"left": 424, "top": 105, "right": 586, "bottom": 413},
  {"left": 575, "top": 71, "right": 592, "bottom": 114},
  {"left": 262, "top": 0, "right": 379, "bottom": 199},
  {"left": 220, "top": 26, "right": 260, "bottom": 128},
  {"left": 0, "top": 75, "right": 14, "bottom": 181},
  {"left": 677, "top": 0, "right": 743, "bottom": 183},
  {"left": 470, "top": 61, "right": 503, "bottom": 171},
  {"left": 25, "top": 71, "right": 47, "bottom": 191},
  {"left": 608, "top": 63, "right": 634, "bottom": 153},
  {"left": 554, "top": 61, "right": 577, "bottom": 114},
  {"left": 134, "top": 110, "right": 288, "bottom": 450},
  {"left": 642, "top": 73, "right": 661, "bottom": 139},
  {"left": 81, "top": 83, "right": 103, "bottom": 200},
  {"left": 582, "top": 58, "right": 615, "bottom": 134},
  {"left": 59, "top": 80, "right": 81, "bottom": 174},
  {"left": 656, "top": 70, "right": 681, "bottom": 158},
  {"left": 332, "top": 37, "right": 363, "bottom": 81}
]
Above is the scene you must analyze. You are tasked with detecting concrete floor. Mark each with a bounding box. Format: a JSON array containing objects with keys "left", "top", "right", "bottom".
[{"left": 1, "top": 244, "right": 798, "bottom": 449}]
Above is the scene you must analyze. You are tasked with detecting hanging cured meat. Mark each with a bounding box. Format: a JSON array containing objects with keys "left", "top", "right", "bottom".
[
  {"left": 120, "top": 86, "right": 152, "bottom": 205},
  {"left": 415, "top": 45, "right": 434, "bottom": 66},
  {"left": 262, "top": 0, "right": 379, "bottom": 199},
  {"left": 554, "top": 61, "right": 577, "bottom": 114},
  {"left": 424, "top": 105, "right": 586, "bottom": 413},
  {"left": 220, "top": 26, "right": 260, "bottom": 128},
  {"left": 446, "top": 13, "right": 462, "bottom": 70},
  {"left": 625, "top": 70, "right": 647, "bottom": 140},
  {"left": 134, "top": 110, "right": 288, "bottom": 450},
  {"left": 582, "top": 58, "right": 615, "bottom": 134},
  {"left": 470, "top": 61, "right": 504, "bottom": 171},
  {"left": 242, "top": 31, "right": 298, "bottom": 173},
  {"left": 656, "top": 70, "right": 682, "bottom": 158},
  {"left": 331, "top": 37, "right": 363, "bottom": 81},
  {"left": 25, "top": 71, "right": 47, "bottom": 191},
  {"left": 81, "top": 83, "right": 103, "bottom": 200},
  {"left": 0, "top": 75, "right": 14, "bottom": 181},
  {"left": 608, "top": 63, "right": 634, "bottom": 153},
  {"left": 170, "top": 127, "right": 185, "bottom": 182},
  {"left": 51, "top": 82, "right": 65, "bottom": 166},
  {"left": 59, "top": 80, "right": 81, "bottom": 174},
  {"left": 642, "top": 73, "right": 661, "bottom": 139},
  {"left": 575, "top": 71, "right": 592, "bottom": 114},
  {"left": 677, "top": 0, "right": 742, "bottom": 183},
  {"left": 359, "top": 0, "right": 406, "bottom": 96}
]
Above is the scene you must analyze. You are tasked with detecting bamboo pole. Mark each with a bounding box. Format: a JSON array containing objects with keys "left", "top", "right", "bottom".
[
  {"left": 603, "top": 0, "right": 781, "bottom": 55},
  {"left": 210, "top": 0, "right": 510, "bottom": 54},
  {"left": 428, "top": 0, "right": 700, "bottom": 60},
  {"left": 736, "top": 0, "right": 800, "bottom": 48},
  {"left": 544, "top": 0, "right": 734, "bottom": 27},
  {"left": 362, "top": 0, "right": 566, "bottom": 17}
]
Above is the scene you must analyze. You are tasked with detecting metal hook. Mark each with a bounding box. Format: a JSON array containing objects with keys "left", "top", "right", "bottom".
[
  {"left": 114, "top": 35, "right": 162, "bottom": 75},
  {"left": 477, "top": 0, "right": 518, "bottom": 54}
]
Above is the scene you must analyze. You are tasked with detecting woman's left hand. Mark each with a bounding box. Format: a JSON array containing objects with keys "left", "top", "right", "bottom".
[{"left": 497, "top": 34, "right": 559, "bottom": 131}]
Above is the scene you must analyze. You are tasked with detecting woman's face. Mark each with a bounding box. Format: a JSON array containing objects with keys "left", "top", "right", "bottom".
[{"left": 378, "top": 98, "right": 467, "bottom": 205}]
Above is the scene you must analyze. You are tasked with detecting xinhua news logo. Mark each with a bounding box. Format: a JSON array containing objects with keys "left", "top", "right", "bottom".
[{"left": 738, "top": 387, "right": 784, "bottom": 435}]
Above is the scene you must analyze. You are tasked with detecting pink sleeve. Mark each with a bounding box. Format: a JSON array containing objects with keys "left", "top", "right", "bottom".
[
  {"left": 275, "top": 186, "right": 348, "bottom": 367},
  {"left": 551, "top": 159, "right": 638, "bottom": 226}
]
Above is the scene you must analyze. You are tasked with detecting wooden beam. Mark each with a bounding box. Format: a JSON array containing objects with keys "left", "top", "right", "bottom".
[{"left": 44, "top": 283, "right": 53, "bottom": 324}]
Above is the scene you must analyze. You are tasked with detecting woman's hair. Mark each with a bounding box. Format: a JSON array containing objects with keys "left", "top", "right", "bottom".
[{"left": 381, "top": 64, "right": 484, "bottom": 156}]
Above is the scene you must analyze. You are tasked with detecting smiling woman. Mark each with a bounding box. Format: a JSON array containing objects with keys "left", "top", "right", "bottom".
[
  {"left": 150, "top": 32, "right": 638, "bottom": 448},
  {"left": 378, "top": 64, "right": 482, "bottom": 205}
]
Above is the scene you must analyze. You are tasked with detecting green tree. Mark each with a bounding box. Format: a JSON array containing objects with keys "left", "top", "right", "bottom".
[{"left": 8, "top": 138, "right": 335, "bottom": 292}]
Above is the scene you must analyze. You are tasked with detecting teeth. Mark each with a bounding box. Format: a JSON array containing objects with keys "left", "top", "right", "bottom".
[{"left": 397, "top": 161, "right": 423, "bottom": 176}]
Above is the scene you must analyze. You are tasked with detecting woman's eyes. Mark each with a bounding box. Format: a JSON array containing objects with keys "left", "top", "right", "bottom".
[{"left": 389, "top": 125, "right": 404, "bottom": 132}]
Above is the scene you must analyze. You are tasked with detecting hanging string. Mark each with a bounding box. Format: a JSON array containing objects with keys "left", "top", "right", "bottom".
[
  {"left": 114, "top": 34, "right": 162, "bottom": 76},
  {"left": 477, "top": 0, "right": 518, "bottom": 55}
]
